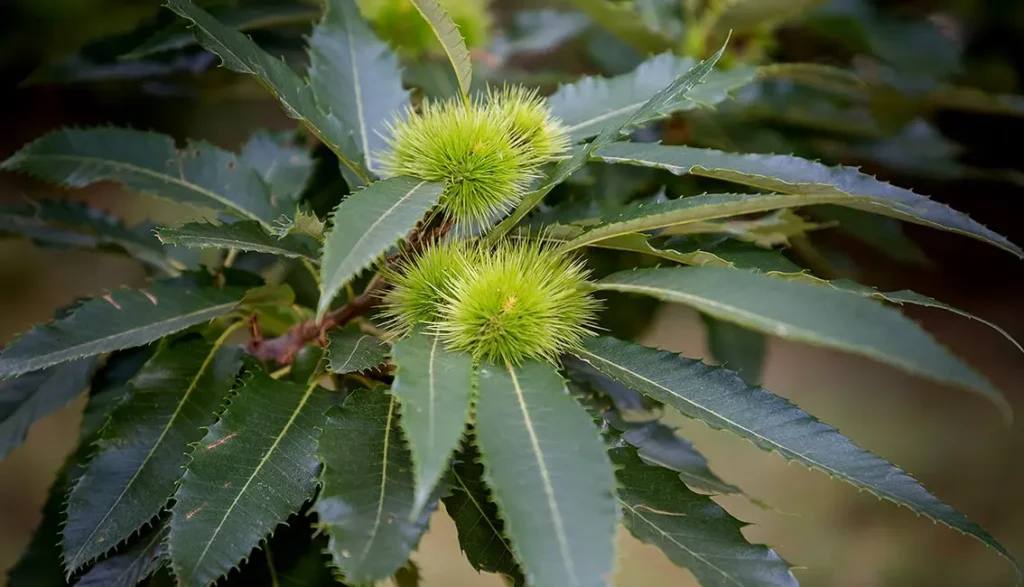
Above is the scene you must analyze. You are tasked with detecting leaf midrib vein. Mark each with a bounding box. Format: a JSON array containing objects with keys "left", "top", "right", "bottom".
[
  {"left": 620, "top": 499, "right": 746, "bottom": 587},
  {"left": 191, "top": 378, "right": 319, "bottom": 573},
  {"left": 6, "top": 300, "right": 236, "bottom": 382},
  {"left": 354, "top": 394, "right": 396, "bottom": 568},
  {"left": 505, "top": 362, "right": 578, "bottom": 586},
  {"left": 68, "top": 337, "right": 231, "bottom": 568},
  {"left": 576, "top": 348, "right": 902, "bottom": 504},
  {"left": 20, "top": 153, "right": 260, "bottom": 222}
]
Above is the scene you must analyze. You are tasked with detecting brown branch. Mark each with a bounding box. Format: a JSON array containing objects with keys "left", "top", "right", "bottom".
[
  {"left": 246, "top": 279, "right": 387, "bottom": 365},
  {"left": 245, "top": 219, "right": 453, "bottom": 365}
]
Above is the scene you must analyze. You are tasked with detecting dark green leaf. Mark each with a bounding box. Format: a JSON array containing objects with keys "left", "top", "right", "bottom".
[
  {"left": 124, "top": 5, "right": 319, "bottom": 58},
  {"left": 309, "top": 0, "right": 409, "bottom": 175},
  {"left": 155, "top": 221, "right": 319, "bottom": 260},
  {"left": 326, "top": 327, "right": 389, "bottom": 373},
  {"left": 76, "top": 521, "right": 169, "bottom": 587},
  {"left": 1, "top": 128, "right": 275, "bottom": 224},
  {"left": 407, "top": 0, "right": 472, "bottom": 97},
  {"left": 575, "top": 337, "right": 1021, "bottom": 578},
  {"left": 169, "top": 370, "right": 339, "bottom": 586},
  {"left": 839, "top": 284, "right": 1024, "bottom": 358},
  {"left": 8, "top": 350, "right": 153, "bottom": 586},
  {"left": 0, "top": 199, "right": 177, "bottom": 275},
  {"left": 63, "top": 339, "right": 243, "bottom": 573},
  {"left": 591, "top": 142, "right": 1023, "bottom": 258},
  {"left": 0, "top": 283, "right": 246, "bottom": 380},
  {"left": 702, "top": 315, "right": 766, "bottom": 384},
  {"left": 273, "top": 533, "right": 338, "bottom": 587},
  {"left": 317, "top": 177, "right": 444, "bottom": 318},
  {"left": 610, "top": 433, "right": 798, "bottom": 587},
  {"left": 443, "top": 446, "right": 525, "bottom": 586},
  {"left": 564, "top": 0, "right": 673, "bottom": 54},
  {"left": 165, "top": 0, "right": 371, "bottom": 185},
  {"left": 240, "top": 130, "right": 315, "bottom": 205},
  {"left": 491, "top": 45, "right": 727, "bottom": 241},
  {"left": 566, "top": 358, "right": 738, "bottom": 494},
  {"left": 6, "top": 481, "right": 68, "bottom": 587},
  {"left": 314, "top": 388, "right": 432, "bottom": 582},
  {"left": 0, "top": 359, "right": 97, "bottom": 461},
  {"left": 391, "top": 332, "right": 473, "bottom": 515},
  {"left": 540, "top": 225, "right": 734, "bottom": 267},
  {"left": 560, "top": 193, "right": 860, "bottom": 251},
  {"left": 595, "top": 267, "right": 1009, "bottom": 415},
  {"left": 474, "top": 360, "right": 617, "bottom": 587},
  {"left": 548, "top": 53, "right": 756, "bottom": 143}
]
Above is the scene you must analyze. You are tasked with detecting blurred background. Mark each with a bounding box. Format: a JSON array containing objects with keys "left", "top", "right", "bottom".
[{"left": 1, "top": 0, "right": 1023, "bottom": 585}]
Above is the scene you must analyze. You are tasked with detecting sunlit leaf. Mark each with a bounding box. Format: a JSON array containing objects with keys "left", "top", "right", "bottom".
[{"left": 475, "top": 360, "right": 617, "bottom": 586}]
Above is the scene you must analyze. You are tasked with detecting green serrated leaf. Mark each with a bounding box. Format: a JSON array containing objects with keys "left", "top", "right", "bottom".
[
  {"left": 610, "top": 431, "right": 797, "bottom": 587},
  {"left": 703, "top": 315, "right": 766, "bottom": 384},
  {"left": 548, "top": 53, "right": 756, "bottom": 143},
  {"left": 591, "top": 142, "right": 1023, "bottom": 258},
  {"left": 165, "top": 0, "right": 371, "bottom": 185},
  {"left": 391, "top": 332, "right": 473, "bottom": 516},
  {"left": 491, "top": 45, "right": 728, "bottom": 242},
  {"left": 155, "top": 220, "right": 319, "bottom": 260},
  {"left": 326, "top": 327, "right": 389, "bottom": 373},
  {"left": 843, "top": 284, "right": 1024, "bottom": 358},
  {"left": 541, "top": 225, "right": 735, "bottom": 268},
  {"left": 76, "top": 521, "right": 169, "bottom": 587},
  {"left": 309, "top": 0, "right": 409, "bottom": 175},
  {"left": 271, "top": 206, "right": 327, "bottom": 242},
  {"left": 124, "top": 5, "right": 319, "bottom": 59},
  {"left": 314, "top": 388, "right": 432, "bottom": 582},
  {"left": 407, "top": 0, "right": 473, "bottom": 97},
  {"left": 63, "top": 339, "right": 243, "bottom": 574},
  {"left": 168, "top": 370, "right": 338, "bottom": 587},
  {"left": 7, "top": 481, "right": 68, "bottom": 587},
  {"left": 7, "top": 351, "right": 148, "bottom": 586},
  {"left": 595, "top": 267, "right": 1010, "bottom": 415},
  {"left": 274, "top": 533, "right": 338, "bottom": 587},
  {"left": 240, "top": 130, "right": 315, "bottom": 205},
  {"left": 0, "top": 128, "right": 275, "bottom": 224},
  {"left": 0, "top": 199, "right": 177, "bottom": 275},
  {"left": 559, "top": 193, "right": 860, "bottom": 251},
  {"left": 575, "top": 336, "right": 1021, "bottom": 579},
  {"left": 0, "top": 358, "right": 97, "bottom": 461},
  {"left": 0, "top": 283, "right": 246, "bottom": 380},
  {"left": 443, "top": 445, "right": 525, "bottom": 586},
  {"left": 566, "top": 364, "right": 740, "bottom": 495},
  {"left": 564, "top": 0, "right": 673, "bottom": 54},
  {"left": 317, "top": 177, "right": 444, "bottom": 318},
  {"left": 474, "top": 360, "right": 617, "bottom": 587}
]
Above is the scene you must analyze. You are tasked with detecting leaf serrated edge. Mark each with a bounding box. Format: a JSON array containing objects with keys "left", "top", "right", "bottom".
[
  {"left": 171, "top": 375, "right": 322, "bottom": 582},
  {"left": 571, "top": 345, "right": 1024, "bottom": 584},
  {"left": 60, "top": 322, "right": 246, "bottom": 575},
  {"left": 164, "top": 0, "right": 372, "bottom": 186},
  {"left": 1, "top": 127, "right": 273, "bottom": 228},
  {"left": 316, "top": 178, "right": 442, "bottom": 319},
  {"left": 449, "top": 433, "right": 524, "bottom": 585}
]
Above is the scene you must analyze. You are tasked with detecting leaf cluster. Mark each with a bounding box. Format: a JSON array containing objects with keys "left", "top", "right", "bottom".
[{"left": 2, "top": 1, "right": 1023, "bottom": 586}]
